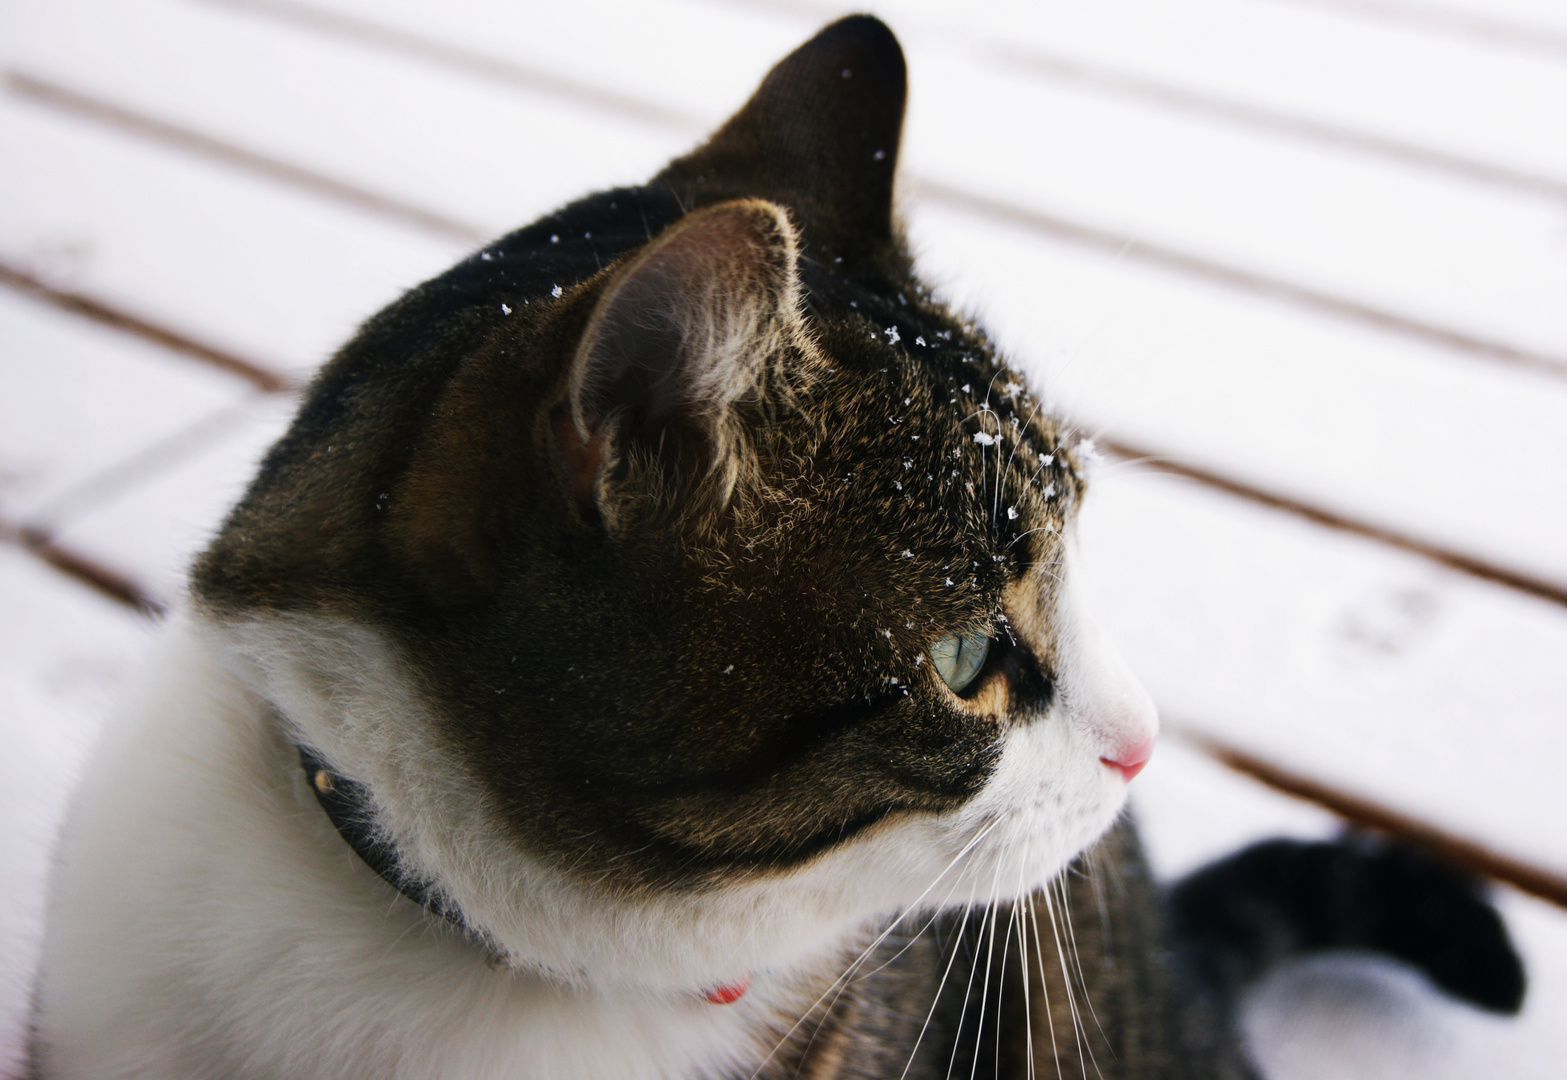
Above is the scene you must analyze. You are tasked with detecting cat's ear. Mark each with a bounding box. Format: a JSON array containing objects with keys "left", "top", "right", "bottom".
[
  {"left": 655, "top": 16, "right": 905, "bottom": 271},
  {"left": 556, "top": 198, "right": 806, "bottom": 522}
]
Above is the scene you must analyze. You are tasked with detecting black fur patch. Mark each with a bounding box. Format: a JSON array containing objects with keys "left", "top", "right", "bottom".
[
  {"left": 1169, "top": 834, "right": 1526, "bottom": 1014},
  {"left": 193, "top": 17, "right": 1079, "bottom": 891}
]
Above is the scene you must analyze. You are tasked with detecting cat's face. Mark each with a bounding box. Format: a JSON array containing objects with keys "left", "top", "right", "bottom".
[{"left": 194, "top": 16, "right": 1156, "bottom": 991}]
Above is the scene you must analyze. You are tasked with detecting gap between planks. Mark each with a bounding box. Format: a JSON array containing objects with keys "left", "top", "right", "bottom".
[
  {"left": 1097, "top": 437, "right": 1567, "bottom": 610},
  {"left": 6, "top": 67, "right": 1567, "bottom": 612},
  {"left": 1167, "top": 724, "right": 1567, "bottom": 910},
  {"left": 0, "top": 516, "right": 165, "bottom": 616},
  {"left": 149, "top": 0, "right": 1567, "bottom": 380},
  {"left": 708, "top": 0, "right": 1567, "bottom": 203},
  {"left": 0, "top": 260, "right": 297, "bottom": 393},
  {"left": 6, "top": 248, "right": 1562, "bottom": 913}
]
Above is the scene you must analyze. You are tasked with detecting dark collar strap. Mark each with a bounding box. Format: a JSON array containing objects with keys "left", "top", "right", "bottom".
[{"left": 297, "top": 745, "right": 496, "bottom": 954}]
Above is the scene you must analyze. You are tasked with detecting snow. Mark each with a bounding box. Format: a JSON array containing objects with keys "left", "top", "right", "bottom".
[{"left": 2, "top": 0, "right": 1564, "bottom": 1074}]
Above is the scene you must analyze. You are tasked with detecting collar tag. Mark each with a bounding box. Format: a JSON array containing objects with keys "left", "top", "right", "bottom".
[{"left": 702, "top": 974, "right": 752, "bottom": 1005}]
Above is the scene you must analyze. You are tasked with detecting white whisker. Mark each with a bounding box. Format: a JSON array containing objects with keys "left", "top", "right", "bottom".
[
  {"left": 1014, "top": 843, "right": 1036, "bottom": 1080},
  {"left": 966, "top": 843, "right": 1010, "bottom": 1080},
  {"left": 899, "top": 869, "right": 988, "bottom": 1080},
  {"left": 748, "top": 817, "right": 1002, "bottom": 1079},
  {"left": 1026, "top": 895, "right": 1066, "bottom": 1080}
]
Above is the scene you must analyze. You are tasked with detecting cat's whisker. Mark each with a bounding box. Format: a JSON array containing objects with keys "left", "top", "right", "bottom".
[
  {"left": 1006, "top": 528, "right": 1052, "bottom": 551},
  {"left": 749, "top": 817, "right": 1003, "bottom": 1079},
  {"left": 991, "top": 862, "right": 1028, "bottom": 1080},
  {"left": 1013, "top": 843, "right": 1038, "bottom": 1080},
  {"left": 1027, "top": 894, "right": 1067, "bottom": 1080},
  {"left": 1043, "top": 877, "right": 1099, "bottom": 1080},
  {"left": 1057, "top": 871, "right": 1107, "bottom": 1044},
  {"left": 946, "top": 844, "right": 1008, "bottom": 1080},
  {"left": 898, "top": 866, "right": 991, "bottom": 1080},
  {"left": 999, "top": 397, "right": 1044, "bottom": 524},
  {"left": 854, "top": 860, "right": 976, "bottom": 984},
  {"left": 964, "top": 842, "right": 1011, "bottom": 1080},
  {"left": 1048, "top": 877, "right": 1091, "bottom": 1079},
  {"left": 944, "top": 896, "right": 989, "bottom": 1080}
]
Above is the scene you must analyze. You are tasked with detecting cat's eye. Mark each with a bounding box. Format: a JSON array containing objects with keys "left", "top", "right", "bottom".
[{"left": 929, "top": 630, "right": 991, "bottom": 694}]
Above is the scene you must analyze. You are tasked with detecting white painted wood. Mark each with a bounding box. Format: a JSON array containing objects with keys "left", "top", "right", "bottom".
[
  {"left": 48, "top": 394, "right": 297, "bottom": 604},
  {"left": 0, "top": 97, "right": 466, "bottom": 380},
  {"left": 2, "top": 0, "right": 694, "bottom": 238},
  {"left": 15, "top": 0, "right": 1564, "bottom": 362},
  {"left": 6, "top": 0, "right": 1565, "bottom": 587},
  {"left": 260, "top": 0, "right": 1567, "bottom": 357},
  {"left": 910, "top": 199, "right": 1567, "bottom": 593},
  {"left": 876, "top": 0, "right": 1567, "bottom": 183},
  {"left": 1080, "top": 465, "right": 1567, "bottom": 877},
  {"left": 0, "top": 288, "right": 255, "bottom": 524}
]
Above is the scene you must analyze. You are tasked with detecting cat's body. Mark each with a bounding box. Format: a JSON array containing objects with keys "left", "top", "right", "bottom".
[{"left": 30, "top": 16, "right": 1521, "bottom": 1079}]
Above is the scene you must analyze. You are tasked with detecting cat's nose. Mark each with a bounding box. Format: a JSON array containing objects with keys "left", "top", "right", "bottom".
[
  {"left": 1101, "top": 739, "right": 1155, "bottom": 783},
  {"left": 1061, "top": 603, "right": 1161, "bottom": 778}
]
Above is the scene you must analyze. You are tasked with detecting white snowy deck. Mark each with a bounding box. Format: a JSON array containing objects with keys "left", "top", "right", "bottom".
[{"left": 2, "top": 1, "right": 1565, "bottom": 1075}]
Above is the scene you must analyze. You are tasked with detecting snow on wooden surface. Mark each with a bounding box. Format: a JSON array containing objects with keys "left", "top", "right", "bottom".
[
  {"left": 1, "top": 0, "right": 1563, "bottom": 1076},
  {"left": 0, "top": 549, "right": 153, "bottom": 1072},
  {"left": 1134, "top": 739, "right": 1567, "bottom": 1080}
]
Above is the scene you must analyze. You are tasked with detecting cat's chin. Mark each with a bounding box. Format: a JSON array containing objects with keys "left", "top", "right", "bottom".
[{"left": 204, "top": 611, "right": 1129, "bottom": 995}]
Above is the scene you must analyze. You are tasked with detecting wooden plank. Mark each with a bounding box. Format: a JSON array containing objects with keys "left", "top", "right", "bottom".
[
  {"left": 1275, "top": 0, "right": 1567, "bottom": 60},
  {"left": 8, "top": 0, "right": 1566, "bottom": 592},
  {"left": 5, "top": 0, "right": 695, "bottom": 237},
  {"left": 0, "top": 95, "right": 466, "bottom": 380},
  {"left": 873, "top": 0, "right": 1567, "bottom": 182},
  {"left": 0, "top": 286, "right": 257, "bottom": 523},
  {"left": 909, "top": 200, "right": 1567, "bottom": 595},
  {"left": 46, "top": 394, "right": 297, "bottom": 603},
  {"left": 20, "top": 0, "right": 1564, "bottom": 372},
  {"left": 214, "top": 0, "right": 1567, "bottom": 360},
  {"left": 1079, "top": 465, "right": 1567, "bottom": 881}
]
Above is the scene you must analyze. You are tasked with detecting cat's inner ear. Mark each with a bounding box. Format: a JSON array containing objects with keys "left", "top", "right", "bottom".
[{"left": 557, "top": 198, "right": 804, "bottom": 517}]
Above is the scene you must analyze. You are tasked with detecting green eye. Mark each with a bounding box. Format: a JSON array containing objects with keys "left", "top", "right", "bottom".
[{"left": 929, "top": 630, "right": 991, "bottom": 694}]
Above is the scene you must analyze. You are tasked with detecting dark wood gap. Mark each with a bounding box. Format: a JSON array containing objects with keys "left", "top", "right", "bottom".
[
  {"left": 0, "top": 520, "right": 165, "bottom": 617},
  {"left": 1098, "top": 435, "right": 1567, "bottom": 610},
  {"left": 0, "top": 261, "right": 296, "bottom": 394},
  {"left": 191, "top": 0, "right": 1567, "bottom": 384},
  {"left": 912, "top": 179, "right": 1567, "bottom": 385},
  {"left": 4, "top": 0, "right": 1556, "bottom": 922},
  {"left": 5, "top": 205, "right": 1563, "bottom": 616},
  {"left": 711, "top": 0, "right": 1567, "bottom": 201},
  {"left": 9, "top": 11, "right": 1565, "bottom": 614},
  {"left": 988, "top": 45, "right": 1567, "bottom": 204},
  {"left": 1272, "top": 0, "right": 1567, "bottom": 64},
  {"left": 5, "top": 71, "right": 487, "bottom": 245},
  {"left": 1173, "top": 725, "right": 1567, "bottom": 910}
]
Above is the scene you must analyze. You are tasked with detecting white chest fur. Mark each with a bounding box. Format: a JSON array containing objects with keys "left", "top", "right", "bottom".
[{"left": 33, "top": 623, "right": 820, "bottom": 1080}]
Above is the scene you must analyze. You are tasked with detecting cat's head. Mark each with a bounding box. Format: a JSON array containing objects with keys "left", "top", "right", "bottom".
[{"left": 193, "top": 16, "right": 1157, "bottom": 991}]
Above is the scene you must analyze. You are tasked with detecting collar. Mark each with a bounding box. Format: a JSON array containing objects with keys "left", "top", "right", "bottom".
[
  {"left": 297, "top": 745, "right": 494, "bottom": 950},
  {"left": 298, "top": 745, "right": 751, "bottom": 1002}
]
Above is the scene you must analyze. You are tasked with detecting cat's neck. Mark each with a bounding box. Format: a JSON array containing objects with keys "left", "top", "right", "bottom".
[{"left": 165, "top": 618, "right": 848, "bottom": 1078}]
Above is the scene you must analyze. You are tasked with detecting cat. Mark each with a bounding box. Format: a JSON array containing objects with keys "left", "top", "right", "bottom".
[{"left": 28, "top": 15, "right": 1522, "bottom": 1079}]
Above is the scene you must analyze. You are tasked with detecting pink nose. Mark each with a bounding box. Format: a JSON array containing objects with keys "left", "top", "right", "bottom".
[{"left": 1101, "top": 740, "right": 1154, "bottom": 783}]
